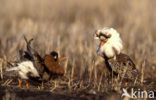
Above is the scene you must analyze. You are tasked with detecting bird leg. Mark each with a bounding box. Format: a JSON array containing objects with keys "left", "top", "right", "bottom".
[
  {"left": 41, "top": 81, "right": 44, "bottom": 89},
  {"left": 26, "top": 81, "right": 29, "bottom": 88},
  {"left": 100, "top": 39, "right": 106, "bottom": 48},
  {"left": 59, "top": 57, "right": 68, "bottom": 62},
  {"left": 18, "top": 79, "right": 22, "bottom": 88}
]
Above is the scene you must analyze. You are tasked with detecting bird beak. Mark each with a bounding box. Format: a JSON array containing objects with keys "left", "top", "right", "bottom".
[
  {"left": 96, "top": 40, "right": 105, "bottom": 55},
  {"left": 100, "top": 40, "right": 105, "bottom": 48},
  {"left": 59, "top": 57, "right": 68, "bottom": 62}
]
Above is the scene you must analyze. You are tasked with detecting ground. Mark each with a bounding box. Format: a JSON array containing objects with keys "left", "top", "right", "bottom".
[{"left": 0, "top": 71, "right": 156, "bottom": 100}]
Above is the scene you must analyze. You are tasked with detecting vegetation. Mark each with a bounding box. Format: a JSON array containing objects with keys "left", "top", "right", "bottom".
[{"left": 0, "top": 0, "right": 155, "bottom": 100}]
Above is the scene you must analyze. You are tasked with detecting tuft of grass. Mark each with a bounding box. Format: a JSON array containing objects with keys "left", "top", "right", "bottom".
[{"left": 0, "top": 58, "right": 3, "bottom": 80}]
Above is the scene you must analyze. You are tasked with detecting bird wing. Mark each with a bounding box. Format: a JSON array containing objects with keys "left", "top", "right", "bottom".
[
  {"left": 19, "top": 36, "right": 34, "bottom": 61},
  {"left": 108, "top": 53, "right": 139, "bottom": 79},
  {"left": 6, "top": 66, "right": 19, "bottom": 72},
  {"left": 33, "top": 52, "right": 45, "bottom": 76},
  {"left": 23, "top": 36, "right": 34, "bottom": 61},
  {"left": 21, "top": 36, "right": 45, "bottom": 77},
  {"left": 44, "top": 55, "right": 64, "bottom": 75}
]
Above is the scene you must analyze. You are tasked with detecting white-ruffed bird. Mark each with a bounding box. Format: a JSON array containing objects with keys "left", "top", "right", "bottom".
[
  {"left": 94, "top": 27, "right": 123, "bottom": 59},
  {"left": 6, "top": 36, "right": 42, "bottom": 88},
  {"left": 94, "top": 27, "right": 139, "bottom": 79},
  {"left": 6, "top": 61, "right": 40, "bottom": 88}
]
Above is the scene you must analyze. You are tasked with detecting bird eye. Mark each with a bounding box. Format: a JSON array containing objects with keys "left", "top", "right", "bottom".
[{"left": 54, "top": 56, "right": 58, "bottom": 60}]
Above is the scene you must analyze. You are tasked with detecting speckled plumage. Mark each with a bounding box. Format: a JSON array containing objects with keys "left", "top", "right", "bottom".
[
  {"left": 94, "top": 27, "right": 139, "bottom": 79},
  {"left": 105, "top": 53, "right": 139, "bottom": 79}
]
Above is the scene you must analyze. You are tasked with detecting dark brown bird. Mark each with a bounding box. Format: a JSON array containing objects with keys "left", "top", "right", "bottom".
[
  {"left": 6, "top": 37, "right": 42, "bottom": 88},
  {"left": 43, "top": 51, "right": 67, "bottom": 80}
]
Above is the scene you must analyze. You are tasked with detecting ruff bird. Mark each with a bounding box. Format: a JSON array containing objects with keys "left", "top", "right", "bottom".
[
  {"left": 43, "top": 51, "right": 67, "bottom": 80},
  {"left": 20, "top": 37, "right": 45, "bottom": 81},
  {"left": 6, "top": 61, "right": 40, "bottom": 88},
  {"left": 94, "top": 27, "right": 139, "bottom": 79},
  {"left": 6, "top": 37, "right": 42, "bottom": 88}
]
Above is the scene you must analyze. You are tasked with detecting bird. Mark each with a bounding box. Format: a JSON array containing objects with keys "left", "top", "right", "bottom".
[
  {"left": 94, "top": 27, "right": 123, "bottom": 59},
  {"left": 43, "top": 51, "right": 67, "bottom": 80},
  {"left": 94, "top": 27, "right": 139, "bottom": 79},
  {"left": 20, "top": 36, "right": 45, "bottom": 81},
  {"left": 6, "top": 60, "right": 40, "bottom": 88},
  {"left": 6, "top": 37, "right": 42, "bottom": 88}
]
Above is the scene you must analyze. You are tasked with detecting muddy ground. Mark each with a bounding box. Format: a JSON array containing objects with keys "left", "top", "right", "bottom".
[
  {"left": 0, "top": 76, "right": 119, "bottom": 100},
  {"left": 0, "top": 73, "right": 156, "bottom": 100}
]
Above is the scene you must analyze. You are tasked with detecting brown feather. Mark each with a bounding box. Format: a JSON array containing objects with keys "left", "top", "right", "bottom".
[
  {"left": 105, "top": 53, "right": 139, "bottom": 79},
  {"left": 44, "top": 55, "right": 64, "bottom": 75}
]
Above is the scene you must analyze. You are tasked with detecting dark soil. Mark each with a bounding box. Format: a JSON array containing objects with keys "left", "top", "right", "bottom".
[{"left": 0, "top": 72, "right": 155, "bottom": 100}]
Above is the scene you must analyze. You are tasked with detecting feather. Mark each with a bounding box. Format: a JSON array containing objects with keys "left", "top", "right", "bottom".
[
  {"left": 6, "top": 61, "right": 40, "bottom": 79},
  {"left": 95, "top": 27, "right": 123, "bottom": 59},
  {"left": 6, "top": 67, "right": 19, "bottom": 72}
]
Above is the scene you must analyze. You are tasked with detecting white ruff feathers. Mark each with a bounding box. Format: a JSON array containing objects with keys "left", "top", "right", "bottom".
[
  {"left": 6, "top": 61, "right": 39, "bottom": 79},
  {"left": 96, "top": 27, "right": 123, "bottom": 58}
]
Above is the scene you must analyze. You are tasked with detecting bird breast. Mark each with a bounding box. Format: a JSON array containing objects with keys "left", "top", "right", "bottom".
[
  {"left": 97, "top": 35, "right": 123, "bottom": 58},
  {"left": 17, "top": 61, "right": 40, "bottom": 78},
  {"left": 44, "top": 55, "right": 64, "bottom": 75}
]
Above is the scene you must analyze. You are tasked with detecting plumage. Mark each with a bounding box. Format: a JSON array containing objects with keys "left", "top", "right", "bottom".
[
  {"left": 105, "top": 53, "right": 139, "bottom": 79},
  {"left": 6, "top": 61, "right": 40, "bottom": 80},
  {"left": 19, "top": 36, "right": 45, "bottom": 79},
  {"left": 6, "top": 36, "right": 43, "bottom": 88},
  {"left": 43, "top": 51, "right": 67, "bottom": 80},
  {"left": 95, "top": 27, "right": 123, "bottom": 59},
  {"left": 94, "top": 27, "right": 139, "bottom": 79}
]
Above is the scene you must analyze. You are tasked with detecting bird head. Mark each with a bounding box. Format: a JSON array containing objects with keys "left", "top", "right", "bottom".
[
  {"left": 27, "top": 66, "right": 40, "bottom": 78},
  {"left": 50, "top": 51, "right": 67, "bottom": 62},
  {"left": 94, "top": 27, "right": 123, "bottom": 59},
  {"left": 50, "top": 51, "right": 58, "bottom": 61},
  {"left": 20, "top": 61, "right": 40, "bottom": 78}
]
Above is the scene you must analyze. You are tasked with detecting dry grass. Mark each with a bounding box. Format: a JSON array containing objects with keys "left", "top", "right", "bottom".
[{"left": 0, "top": 0, "right": 156, "bottom": 99}]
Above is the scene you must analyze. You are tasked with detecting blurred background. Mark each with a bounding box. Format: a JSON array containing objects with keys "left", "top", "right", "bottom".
[{"left": 0, "top": 0, "right": 156, "bottom": 79}]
